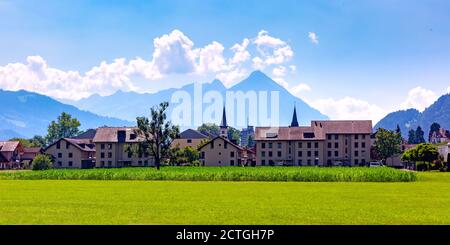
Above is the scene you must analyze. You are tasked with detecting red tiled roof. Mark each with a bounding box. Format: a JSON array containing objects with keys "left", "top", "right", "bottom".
[
  {"left": 0, "top": 141, "right": 20, "bottom": 152},
  {"left": 23, "top": 147, "right": 43, "bottom": 154},
  {"left": 93, "top": 127, "right": 144, "bottom": 143}
]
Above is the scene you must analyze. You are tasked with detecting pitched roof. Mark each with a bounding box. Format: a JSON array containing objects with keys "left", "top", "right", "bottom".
[
  {"left": 23, "top": 147, "right": 43, "bottom": 154},
  {"left": 179, "top": 129, "right": 208, "bottom": 139},
  {"left": 44, "top": 138, "right": 95, "bottom": 152},
  {"left": 198, "top": 136, "right": 243, "bottom": 151},
  {"left": 93, "top": 127, "right": 143, "bottom": 143},
  {"left": 73, "top": 129, "right": 97, "bottom": 139},
  {"left": 255, "top": 120, "right": 372, "bottom": 141},
  {"left": 0, "top": 141, "right": 20, "bottom": 152}
]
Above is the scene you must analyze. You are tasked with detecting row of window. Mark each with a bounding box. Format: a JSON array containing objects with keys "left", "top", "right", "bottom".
[
  {"left": 56, "top": 161, "right": 73, "bottom": 167},
  {"left": 57, "top": 152, "right": 73, "bottom": 158},
  {"left": 326, "top": 134, "right": 367, "bottom": 140},
  {"left": 200, "top": 151, "right": 236, "bottom": 158}
]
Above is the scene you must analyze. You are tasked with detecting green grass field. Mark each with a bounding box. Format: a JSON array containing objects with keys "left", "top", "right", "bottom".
[
  {"left": 0, "top": 166, "right": 417, "bottom": 182},
  {"left": 0, "top": 171, "right": 449, "bottom": 224}
]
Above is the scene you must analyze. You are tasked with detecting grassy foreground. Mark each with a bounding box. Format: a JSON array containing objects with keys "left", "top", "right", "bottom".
[
  {"left": 0, "top": 172, "right": 449, "bottom": 224},
  {"left": 0, "top": 167, "right": 417, "bottom": 182}
]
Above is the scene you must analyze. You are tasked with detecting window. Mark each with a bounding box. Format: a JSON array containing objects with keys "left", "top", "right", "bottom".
[
  {"left": 201, "top": 152, "right": 205, "bottom": 159},
  {"left": 108, "top": 152, "right": 112, "bottom": 158},
  {"left": 277, "top": 151, "right": 282, "bottom": 157},
  {"left": 335, "top": 151, "right": 339, "bottom": 157},
  {"left": 328, "top": 142, "right": 332, "bottom": 148},
  {"left": 57, "top": 161, "right": 62, "bottom": 167},
  {"left": 298, "top": 142, "right": 303, "bottom": 148},
  {"left": 355, "top": 159, "right": 359, "bottom": 165},
  {"left": 315, "top": 151, "right": 319, "bottom": 157},
  {"left": 327, "top": 135, "right": 332, "bottom": 140},
  {"left": 108, "top": 144, "right": 112, "bottom": 149},
  {"left": 362, "top": 135, "right": 366, "bottom": 139},
  {"left": 101, "top": 152, "right": 105, "bottom": 158},
  {"left": 58, "top": 153, "right": 62, "bottom": 158},
  {"left": 261, "top": 160, "right": 266, "bottom": 166},
  {"left": 268, "top": 151, "right": 273, "bottom": 157},
  {"left": 128, "top": 152, "right": 132, "bottom": 158},
  {"left": 362, "top": 159, "right": 366, "bottom": 164},
  {"left": 261, "top": 151, "right": 266, "bottom": 157},
  {"left": 307, "top": 151, "right": 311, "bottom": 157},
  {"left": 268, "top": 143, "right": 273, "bottom": 149},
  {"left": 101, "top": 144, "right": 105, "bottom": 150},
  {"left": 68, "top": 153, "right": 73, "bottom": 158},
  {"left": 230, "top": 151, "right": 235, "bottom": 157},
  {"left": 138, "top": 161, "right": 142, "bottom": 166},
  {"left": 261, "top": 143, "right": 266, "bottom": 149},
  {"left": 211, "top": 141, "right": 214, "bottom": 149},
  {"left": 307, "top": 142, "right": 311, "bottom": 148},
  {"left": 278, "top": 143, "right": 282, "bottom": 149},
  {"left": 100, "top": 161, "right": 105, "bottom": 167},
  {"left": 298, "top": 151, "right": 302, "bottom": 157},
  {"left": 56, "top": 142, "right": 60, "bottom": 149},
  {"left": 362, "top": 142, "right": 366, "bottom": 148},
  {"left": 335, "top": 135, "right": 339, "bottom": 140},
  {"left": 307, "top": 159, "right": 311, "bottom": 166},
  {"left": 355, "top": 135, "right": 359, "bottom": 140},
  {"left": 68, "top": 161, "right": 73, "bottom": 167},
  {"left": 230, "top": 160, "right": 235, "bottom": 166},
  {"left": 315, "top": 159, "right": 319, "bottom": 165},
  {"left": 107, "top": 161, "right": 112, "bottom": 167},
  {"left": 315, "top": 142, "right": 319, "bottom": 148},
  {"left": 224, "top": 142, "right": 228, "bottom": 149},
  {"left": 354, "top": 142, "right": 359, "bottom": 148},
  {"left": 298, "top": 159, "right": 302, "bottom": 166},
  {"left": 355, "top": 151, "right": 359, "bottom": 157},
  {"left": 66, "top": 142, "right": 70, "bottom": 149},
  {"left": 328, "top": 151, "right": 331, "bottom": 157},
  {"left": 187, "top": 139, "right": 192, "bottom": 143},
  {"left": 335, "top": 142, "right": 339, "bottom": 148}
]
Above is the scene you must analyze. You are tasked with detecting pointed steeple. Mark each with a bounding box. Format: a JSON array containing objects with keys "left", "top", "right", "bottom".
[
  {"left": 220, "top": 106, "right": 228, "bottom": 139},
  {"left": 220, "top": 106, "right": 227, "bottom": 128},
  {"left": 290, "top": 104, "right": 299, "bottom": 127}
]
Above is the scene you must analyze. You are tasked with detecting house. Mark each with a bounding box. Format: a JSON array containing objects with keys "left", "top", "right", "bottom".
[
  {"left": 254, "top": 106, "right": 373, "bottom": 166},
  {"left": 93, "top": 127, "right": 155, "bottom": 168},
  {"left": 198, "top": 107, "right": 249, "bottom": 166},
  {"left": 21, "top": 147, "right": 44, "bottom": 167},
  {"left": 430, "top": 128, "right": 450, "bottom": 144},
  {"left": 44, "top": 138, "right": 96, "bottom": 168},
  {"left": 0, "top": 141, "right": 24, "bottom": 169},
  {"left": 172, "top": 129, "right": 209, "bottom": 149},
  {"left": 438, "top": 143, "right": 450, "bottom": 162}
]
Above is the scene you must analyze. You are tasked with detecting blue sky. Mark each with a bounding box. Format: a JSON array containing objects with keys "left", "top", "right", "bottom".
[{"left": 1, "top": 0, "right": 450, "bottom": 123}]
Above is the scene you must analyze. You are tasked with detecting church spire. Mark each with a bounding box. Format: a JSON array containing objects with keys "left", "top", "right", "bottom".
[
  {"left": 290, "top": 104, "right": 299, "bottom": 127},
  {"left": 220, "top": 106, "right": 228, "bottom": 138}
]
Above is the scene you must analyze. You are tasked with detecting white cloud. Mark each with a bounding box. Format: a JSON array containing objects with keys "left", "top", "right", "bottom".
[
  {"left": 311, "top": 97, "right": 387, "bottom": 123},
  {"left": 252, "top": 30, "right": 293, "bottom": 69},
  {"left": 0, "top": 29, "right": 297, "bottom": 100},
  {"left": 272, "top": 66, "right": 287, "bottom": 77},
  {"left": 272, "top": 77, "right": 289, "bottom": 89},
  {"left": 289, "top": 65, "right": 296, "bottom": 73},
  {"left": 290, "top": 83, "right": 312, "bottom": 97},
  {"left": 447, "top": 87, "right": 450, "bottom": 94},
  {"left": 308, "top": 32, "right": 319, "bottom": 44},
  {"left": 400, "top": 86, "right": 438, "bottom": 112}
]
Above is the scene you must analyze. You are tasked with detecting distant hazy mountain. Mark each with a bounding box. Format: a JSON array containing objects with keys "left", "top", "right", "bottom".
[
  {"left": 70, "top": 71, "right": 328, "bottom": 129},
  {"left": 0, "top": 89, "right": 132, "bottom": 139},
  {"left": 375, "top": 93, "right": 450, "bottom": 139}
]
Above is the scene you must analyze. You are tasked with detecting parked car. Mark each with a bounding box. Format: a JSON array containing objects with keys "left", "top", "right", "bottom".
[{"left": 369, "top": 161, "right": 383, "bottom": 168}]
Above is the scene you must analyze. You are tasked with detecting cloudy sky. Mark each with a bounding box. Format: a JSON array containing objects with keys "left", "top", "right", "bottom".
[{"left": 1, "top": 0, "right": 450, "bottom": 123}]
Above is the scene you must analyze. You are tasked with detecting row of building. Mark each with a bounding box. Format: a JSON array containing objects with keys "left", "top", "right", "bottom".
[{"left": 1, "top": 106, "right": 389, "bottom": 169}]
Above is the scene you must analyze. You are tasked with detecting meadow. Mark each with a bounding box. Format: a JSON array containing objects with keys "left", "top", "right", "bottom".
[
  {"left": 0, "top": 172, "right": 449, "bottom": 224},
  {"left": 0, "top": 166, "right": 417, "bottom": 182}
]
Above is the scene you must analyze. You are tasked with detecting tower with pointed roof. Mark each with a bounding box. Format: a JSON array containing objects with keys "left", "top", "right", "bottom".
[
  {"left": 290, "top": 105, "right": 299, "bottom": 127},
  {"left": 220, "top": 106, "right": 228, "bottom": 138}
]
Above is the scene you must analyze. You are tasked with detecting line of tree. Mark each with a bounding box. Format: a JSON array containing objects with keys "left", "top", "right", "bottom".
[
  {"left": 197, "top": 123, "right": 241, "bottom": 144},
  {"left": 407, "top": 126, "right": 426, "bottom": 144}
]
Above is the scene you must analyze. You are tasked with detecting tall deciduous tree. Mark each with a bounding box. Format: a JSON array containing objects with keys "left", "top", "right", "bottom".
[
  {"left": 415, "top": 126, "right": 426, "bottom": 143},
  {"left": 45, "top": 112, "right": 81, "bottom": 144},
  {"left": 197, "top": 123, "right": 220, "bottom": 138},
  {"left": 374, "top": 128, "right": 402, "bottom": 162},
  {"left": 134, "top": 102, "right": 179, "bottom": 170}
]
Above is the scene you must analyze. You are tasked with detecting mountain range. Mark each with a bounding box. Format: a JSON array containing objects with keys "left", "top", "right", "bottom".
[
  {"left": 375, "top": 93, "right": 450, "bottom": 139},
  {"left": 0, "top": 89, "right": 132, "bottom": 140},
  {"left": 69, "top": 71, "right": 329, "bottom": 128}
]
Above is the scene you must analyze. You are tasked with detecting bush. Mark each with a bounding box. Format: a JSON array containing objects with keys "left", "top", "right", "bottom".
[
  {"left": 31, "top": 154, "right": 53, "bottom": 171},
  {"left": 416, "top": 162, "right": 429, "bottom": 171}
]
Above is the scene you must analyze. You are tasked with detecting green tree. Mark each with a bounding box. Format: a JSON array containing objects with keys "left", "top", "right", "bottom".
[
  {"left": 134, "top": 102, "right": 179, "bottom": 170},
  {"left": 415, "top": 126, "right": 425, "bottom": 143},
  {"left": 408, "top": 129, "right": 416, "bottom": 144},
  {"left": 32, "top": 154, "right": 53, "bottom": 170},
  {"left": 46, "top": 112, "right": 81, "bottom": 144},
  {"left": 374, "top": 128, "right": 402, "bottom": 162},
  {"left": 227, "top": 127, "right": 241, "bottom": 144},
  {"left": 402, "top": 143, "right": 439, "bottom": 171},
  {"left": 197, "top": 123, "right": 220, "bottom": 138},
  {"left": 429, "top": 122, "right": 441, "bottom": 141},
  {"left": 30, "top": 135, "right": 46, "bottom": 147},
  {"left": 396, "top": 124, "right": 401, "bottom": 136},
  {"left": 183, "top": 146, "right": 200, "bottom": 165}
]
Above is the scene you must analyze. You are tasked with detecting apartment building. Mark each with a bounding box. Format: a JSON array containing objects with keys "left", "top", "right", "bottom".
[
  {"left": 172, "top": 129, "right": 209, "bottom": 149},
  {"left": 93, "top": 127, "right": 154, "bottom": 168},
  {"left": 45, "top": 138, "right": 96, "bottom": 168},
  {"left": 255, "top": 106, "right": 372, "bottom": 166}
]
